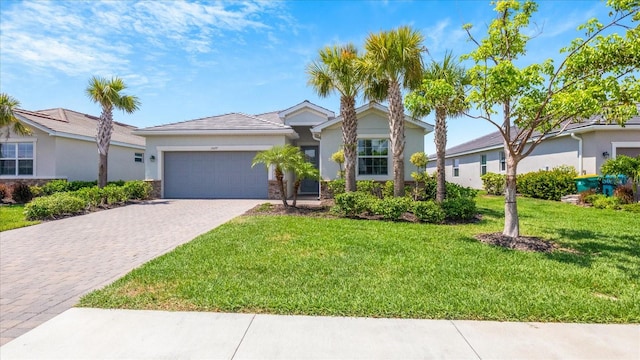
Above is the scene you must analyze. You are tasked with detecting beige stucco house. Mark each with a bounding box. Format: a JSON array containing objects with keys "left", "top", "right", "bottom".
[
  {"left": 429, "top": 114, "right": 640, "bottom": 189},
  {"left": 0, "top": 108, "right": 145, "bottom": 185},
  {"left": 135, "top": 101, "right": 434, "bottom": 199}
]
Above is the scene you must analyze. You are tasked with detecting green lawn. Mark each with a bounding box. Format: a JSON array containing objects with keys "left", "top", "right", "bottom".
[
  {"left": 79, "top": 195, "right": 640, "bottom": 323},
  {"left": 0, "top": 204, "right": 40, "bottom": 231}
]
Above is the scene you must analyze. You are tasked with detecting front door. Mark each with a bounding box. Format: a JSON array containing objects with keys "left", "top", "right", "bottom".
[{"left": 300, "top": 146, "right": 319, "bottom": 194}]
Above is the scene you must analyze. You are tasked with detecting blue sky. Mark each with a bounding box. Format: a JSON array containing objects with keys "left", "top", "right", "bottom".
[{"left": 0, "top": 0, "right": 611, "bottom": 154}]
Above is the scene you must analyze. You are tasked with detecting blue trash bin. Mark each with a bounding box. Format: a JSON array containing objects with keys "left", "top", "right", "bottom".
[{"left": 601, "top": 175, "right": 628, "bottom": 197}]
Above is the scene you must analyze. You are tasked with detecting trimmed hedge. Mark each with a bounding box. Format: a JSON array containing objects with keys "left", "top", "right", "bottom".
[
  {"left": 25, "top": 193, "right": 86, "bottom": 220},
  {"left": 481, "top": 172, "right": 505, "bottom": 195},
  {"left": 517, "top": 166, "right": 577, "bottom": 201}
]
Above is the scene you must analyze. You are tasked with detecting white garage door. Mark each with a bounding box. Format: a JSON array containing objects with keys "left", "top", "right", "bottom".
[{"left": 163, "top": 151, "right": 268, "bottom": 199}]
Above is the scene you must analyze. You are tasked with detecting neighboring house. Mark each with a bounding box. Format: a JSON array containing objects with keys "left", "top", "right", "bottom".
[
  {"left": 0, "top": 108, "right": 145, "bottom": 185},
  {"left": 428, "top": 114, "right": 640, "bottom": 189},
  {"left": 134, "top": 101, "right": 433, "bottom": 199}
]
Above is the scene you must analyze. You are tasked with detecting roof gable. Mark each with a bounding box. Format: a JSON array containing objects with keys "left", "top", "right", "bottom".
[{"left": 278, "top": 100, "right": 335, "bottom": 120}]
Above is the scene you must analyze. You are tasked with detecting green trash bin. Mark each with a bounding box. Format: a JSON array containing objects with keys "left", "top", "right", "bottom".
[
  {"left": 601, "top": 175, "right": 628, "bottom": 197},
  {"left": 575, "top": 175, "right": 600, "bottom": 193}
]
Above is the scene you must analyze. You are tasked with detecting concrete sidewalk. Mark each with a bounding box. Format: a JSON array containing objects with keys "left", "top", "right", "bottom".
[{"left": 1, "top": 308, "right": 638, "bottom": 359}]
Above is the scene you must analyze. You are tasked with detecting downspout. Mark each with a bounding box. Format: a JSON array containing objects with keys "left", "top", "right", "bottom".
[
  {"left": 312, "top": 131, "right": 322, "bottom": 199},
  {"left": 570, "top": 133, "right": 583, "bottom": 175}
]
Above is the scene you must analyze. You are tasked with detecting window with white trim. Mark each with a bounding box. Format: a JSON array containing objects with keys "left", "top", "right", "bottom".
[
  {"left": 453, "top": 159, "right": 460, "bottom": 177},
  {"left": 499, "top": 151, "right": 506, "bottom": 172},
  {"left": 358, "top": 139, "right": 388, "bottom": 175},
  {"left": 480, "top": 155, "right": 487, "bottom": 175},
  {"left": 134, "top": 152, "right": 144, "bottom": 163},
  {"left": 0, "top": 142, "right": 34, "bottom": 176}
]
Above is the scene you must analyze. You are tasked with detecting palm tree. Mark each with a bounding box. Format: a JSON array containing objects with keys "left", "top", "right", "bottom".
[
  {"left": 405, "top": 52, "right": 469, "bottom": 203},
  {"left": 291, "top": 157, "right": 320, "bottom": 207},
  {"left": 362, "top": 26, "right": 425, "bottom": 197},
  {"left": 86, "top": 76, "right": 140, "bottom": 188},
  {"left": 307, "top": 44, "right": 363, "bottom": 192},
  {"left": 252, "top": 144, "right": 301, "bottom": 207},
  {"left": 0, "top": 93, "right": 31, "bottom": 137}
]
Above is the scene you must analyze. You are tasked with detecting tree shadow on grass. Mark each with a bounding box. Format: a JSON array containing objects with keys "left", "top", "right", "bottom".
[{"left": 548, "top": 228, "right": 640, "bottom": 280}]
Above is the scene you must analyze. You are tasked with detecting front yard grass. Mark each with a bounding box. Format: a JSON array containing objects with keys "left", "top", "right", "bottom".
[
  {"left": 79, "top": 195, "right": 640, "bottom": 323},
  {"left": 0, "top": 205, "right": 40, "bottom": 231}
]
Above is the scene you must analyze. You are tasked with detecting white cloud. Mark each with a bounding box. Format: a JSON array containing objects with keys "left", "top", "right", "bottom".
[{"left": 0, "top": 0, "right": 290, "bottom": 82}]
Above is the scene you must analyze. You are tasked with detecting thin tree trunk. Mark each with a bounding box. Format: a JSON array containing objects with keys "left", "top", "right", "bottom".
[
  {"left": 276, "top": 169, "right": 288, "bottom": 207},
  {"left": 96, "top": 107, "right": 113, "bottom": 188},
  {"left": 503, "top": 152, "right": 519, "bottom": 238},
  {"left": 435, "top": 107, "right": 447, "bottom": 203},
  {"left": 388, "top": 79, "right": 406, "bottom": 197},
  {"left": 293, "top": 180, "right": 300, "bottom": 207},
  {"left": 341, "top": 96, "right": 358, "bottom": 193},
  {"left": 98, "top": 153, "right": 108, "bottom": 188}
]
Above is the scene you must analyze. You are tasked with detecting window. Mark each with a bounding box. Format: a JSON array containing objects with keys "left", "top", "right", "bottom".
[
  {"left": 1, "top": 142, "right": 34, "bottom": 176},
  {"left": 480, "top": 155, "right": 487, "bottom": 175},
  {"left": 358, "top": 139, "right": 388, "bottom": 175},
  {"left": 134, "top": 152, "right": 144, "bottom": 163},
  {"left": 453, "top": 159, "right": 460, "bottom": 177},
  {"left": 499, "top": 151, "right": 506, "bottom": 172}
]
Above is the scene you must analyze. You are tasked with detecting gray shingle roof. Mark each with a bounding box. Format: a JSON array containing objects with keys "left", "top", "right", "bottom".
[
  {"left": 138, "top": 112, "right": 291, "bottom": 132},
  {"left": 15, "top": 108, "right": 144, "bottom": 147},
  {"left": 445, "top": 112, "right": 640, "bottom": 157}
]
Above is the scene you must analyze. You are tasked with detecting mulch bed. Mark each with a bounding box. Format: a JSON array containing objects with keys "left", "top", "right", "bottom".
[{"left": 475, "top": 233, "right": 556, "bottom": 253}]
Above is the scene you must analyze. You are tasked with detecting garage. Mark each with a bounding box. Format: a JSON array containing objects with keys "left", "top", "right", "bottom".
[{"left": 163, "top": 151, "right": 268, "bottom": 199}]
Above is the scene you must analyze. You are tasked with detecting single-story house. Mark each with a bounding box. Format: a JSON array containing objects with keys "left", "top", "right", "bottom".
[
  {"left": 0, "top": 108, "right": 145, "bottom": 186},
  {"left": 134, "top": 101, "right": 434, "bottom": 199},
  {"left": 428, "top": 113, "right": 640, "bottom": 189}
]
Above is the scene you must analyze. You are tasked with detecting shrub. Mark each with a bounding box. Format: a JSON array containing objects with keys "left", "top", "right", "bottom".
[
  {"left": 412, "top": 201, "right": 445, "bottom": 223},
  {"left": 332, "top": 192, "right": 376, "bottom": 217},
  {"left": 325, "top": 179, "right": 346, "bottom": 196},
  {"left": 0, "top": 183, "right": 8, "bottom": 200},
  {"left": 356, "top": 180, "right": 382, "bottom": 197},
  {"left": 24, "top": 192, "right": 86, "bottom": 220},
  {"left": 374, "top": 196, "right": 411, "bottom": 221},
  {"left": 102, "top": 184, "right": 128, "bottom": 205},
  {"left": 68, "top": 181, "right": 97, "bottom": 191},
  {"left": 73, "top": 187, "right": 104, "bottom": 207},
  {"left": 614, "top": 186, "right": 634, "bottom": 204},
  {"left": 41, "top": 179, "right": 71, "bottom": 195},
  {"left": 593, "top": 196, "right": 622, "bottom": 210},
  {"left": 517, "top": 166, "right": 578, "bottom": 201},
  {"left": 441, "top": 197, "right": 477, "bottom": 221},
  {"left": 382, "top": 181, "right": 394, "bottom": 199},
  {"left": 11, "top": 182, "right": 33, "bottom": 203},
  {"left": 29, "top": 185, "right": 43, "bottom": 198},
  {"left": 481, "top": 172, "right": 505, "bottom": 195},
  {"left": 578, "top": 189, "right": 597, "bottom": 205},
  {"left": 123, "top": 180, "right": 152, "bottom": 200}
]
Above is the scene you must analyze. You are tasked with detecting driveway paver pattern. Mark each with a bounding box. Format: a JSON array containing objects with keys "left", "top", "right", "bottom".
[{"left": 0, "top": 199, "right": 261, "bottom": 345}]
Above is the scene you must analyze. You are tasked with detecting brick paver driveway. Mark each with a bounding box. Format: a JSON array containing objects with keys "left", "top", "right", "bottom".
[{"left": 0, "top": 199, "right": 261, "bottom": 345}]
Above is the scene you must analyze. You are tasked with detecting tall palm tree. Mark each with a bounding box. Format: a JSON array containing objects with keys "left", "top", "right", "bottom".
[
  {"left": 0, "top": 93, "right": 31, "bottom": 137},
  {"left": 252, "top": 144, "right": 301, "bottom": 207},
  {"left": 307, "top": 44, "right": 363, "bottom": 192},
  {"left": 405, "top": 52, "right": 469, "bottom": 203},
  {"left": 86, "top": 76, "right": 140, "bottom": 188},
  {"left": 362, "top": 26, "right": 425, "bottom": 197}
]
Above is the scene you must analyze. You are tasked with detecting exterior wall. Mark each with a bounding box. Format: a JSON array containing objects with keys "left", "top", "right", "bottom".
[
  {"left": 318, "top": 111, "right": 426, "bottom": 182},
  {"left": 284, "top": 110, "right": 327, "bottom": 126},
  {"left": 0, "top": 127, "right": 57, "bottom": 179},
  {"left": 54, "top": 138, "right": 144, "bottom": 181},
  {"left": 441, "top": 128, "right": 640, "bottom": 189}
]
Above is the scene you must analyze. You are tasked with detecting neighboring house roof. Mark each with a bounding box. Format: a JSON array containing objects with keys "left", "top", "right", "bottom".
[
  {"left": 134, "top": 112, "right": 298, "bottom": 138},
  {"left": 278, "top": 100, "right": 336, "bottom": 119},
  {"left": 443, "top": 113, "right": 640, "bottom": 158},
  {"left": 311, "top": 102, "right": 434, "bottom": 135},
  {"left": 14, "top": 108, "right": 145, "bottom": 148}
]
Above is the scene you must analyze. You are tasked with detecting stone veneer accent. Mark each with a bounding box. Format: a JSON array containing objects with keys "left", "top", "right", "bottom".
[
  {"left": 0, "top": 178, "right": 66, "bottom": 188},
  {"left": 144, "top": 180, "right": 162, "bottom": 199},
  {"left": 268, "top": 180, "right": 288, "bottom": 200}
]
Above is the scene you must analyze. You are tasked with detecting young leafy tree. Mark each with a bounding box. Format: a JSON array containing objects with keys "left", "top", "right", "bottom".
[
  {"left": 291, "top": 156, "right": 320, "bottom": 208},
  {"left": 330, "top": 149, "right": 345, "bottom": 179},
  {"left": 0, "top": 93, "right": 31, "bottom": 137},
  {"left": 362, "top": 26, "right": 425, "bottom": 197},
  {"left": 252, "top": 144, "right": 301, "bottom": 207},
  {"left": 601, "top": 155, "right": 640, "bottom": 202},
  {"left": 307, "top": 44, "right": 363, "bottom": 193},
  {"left": 405, "top": 52, "right": 470, "bottom": 203},
  {"left": 86, "top": 77, "right": 140, "bottom": 188},
  {"left": 463, "top": 0, "right": 639, "bottom": 238}
]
